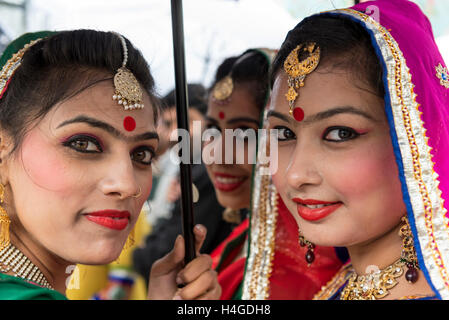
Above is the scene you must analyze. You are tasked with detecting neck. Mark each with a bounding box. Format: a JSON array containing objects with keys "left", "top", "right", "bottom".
[
  {"left": 346, "top": 221, "right": 402, "bottom": 276},
  {"left": 9, "top": 231, "right": 72, "bottom": 295}
]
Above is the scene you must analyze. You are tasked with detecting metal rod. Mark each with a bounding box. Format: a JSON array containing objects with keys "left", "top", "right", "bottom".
[{"left": 170, "top": 0, "right": 196, "bottom": 265}]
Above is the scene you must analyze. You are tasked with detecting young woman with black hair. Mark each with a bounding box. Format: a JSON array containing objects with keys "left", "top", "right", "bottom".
[{"left": 0, "top": 30, "right": 220, "bottom": 300}]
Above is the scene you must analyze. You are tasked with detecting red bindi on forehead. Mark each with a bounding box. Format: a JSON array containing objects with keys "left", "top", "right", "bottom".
[
  {"left": 218, "top": 111, "right": 225, "bottom": 120},
  {"left": 123, "top": 116, "right": 136, "bottom": 132},
  {"left": 292, "top": 107, "right": 305, "bottom": 122}
]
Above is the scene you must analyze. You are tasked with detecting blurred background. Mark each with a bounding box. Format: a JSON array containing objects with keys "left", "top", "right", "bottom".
[{"left": 1, "top": 0, "right": 448, "bottom": 96}]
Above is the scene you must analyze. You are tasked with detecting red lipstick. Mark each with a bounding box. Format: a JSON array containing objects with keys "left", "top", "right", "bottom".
[
  {"left": 213, "top": 172, "right": 247, "bottom": 192},
  {"left": 84, "top": 210, "right": 131, "bottom": 230},
  {"left": 292, "top": 198, "right": 342, "bottom": 222}
]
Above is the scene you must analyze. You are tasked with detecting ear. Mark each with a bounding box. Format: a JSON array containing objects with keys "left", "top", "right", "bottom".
[{"left": 0, "top": 130, "right": 15, "bottom": 185}]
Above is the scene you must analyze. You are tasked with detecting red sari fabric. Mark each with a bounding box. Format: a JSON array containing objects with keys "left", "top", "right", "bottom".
[
  {"left": 268, "top": 196, "right": 344, "bottom": 299},
  {"left": 212, "top": 198, "right": 345, "bottom": 300},
  {"left": 211, "top": 218, "right": 249, "bottom": 300}
]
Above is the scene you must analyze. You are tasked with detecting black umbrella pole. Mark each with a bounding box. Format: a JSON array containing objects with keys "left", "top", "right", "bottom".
[{"left": 170, "top": 0, "right": 196, "bottom": 265}]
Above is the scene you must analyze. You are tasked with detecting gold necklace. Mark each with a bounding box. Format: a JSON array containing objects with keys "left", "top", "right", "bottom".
[
  {"left": 340, "top": 259, "right": 404, "bottom": 300},
  {"left": 0, "top": 243, "right": 52, "bottom": 289}
]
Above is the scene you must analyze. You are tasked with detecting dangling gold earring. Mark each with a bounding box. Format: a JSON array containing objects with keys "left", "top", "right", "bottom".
[
  {"left": 298, "top": 229, "right": 315, "bottom": 266},
  {"left": 0, "top": 183, "right": 10, "bottom": 250},
  {"left": 399, "top": 215, "right": 420, "bottom": 283}
]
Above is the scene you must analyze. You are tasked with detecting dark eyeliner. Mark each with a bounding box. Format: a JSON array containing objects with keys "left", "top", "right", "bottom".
[
  {"left": 61, "top": 134, "right": 103, "bottom": 153},
  {"left": 273, "top": 125, "right": 296, "bottom": 141},
  {"left": 322, "top": 126, "right": 362, "bottom": 142},
  {"left": 131, "top": 145, "right": 155, "bottom": 166}
]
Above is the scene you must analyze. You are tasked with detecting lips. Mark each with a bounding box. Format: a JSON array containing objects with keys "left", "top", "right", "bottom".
[
  {"left": 213, "top": 172, "right": 247, "bottom": 192},
  {"left": 84, "top": 210, "right": 131, "bottom": 230},
  {"left": 292, "top": 198, "right": 342, "bottom": 222}
]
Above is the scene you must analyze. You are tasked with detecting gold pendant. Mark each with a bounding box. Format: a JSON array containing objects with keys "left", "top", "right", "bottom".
[
  {"left": 112, "top": 67, "right": 144, "bottom": 110},
  {"left": 212, "top": 75, "right": 234, "bottom": 103},
  {"left": 222, "top": 208, "right": 242, "bottom": 224},
  {"left": 283, "top": 43, "right": 320, "bottom": 118}
]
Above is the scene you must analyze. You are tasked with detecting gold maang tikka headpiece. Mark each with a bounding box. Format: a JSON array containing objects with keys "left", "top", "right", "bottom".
[
  {"left": 111, "top": 32, "right": 144, "bottom": 111},
  {"left": 212, "top": 75, "right": 233, "bottom": 104},
  {"left": 284, "top": 43, "right": 320, "bottom": 120}
]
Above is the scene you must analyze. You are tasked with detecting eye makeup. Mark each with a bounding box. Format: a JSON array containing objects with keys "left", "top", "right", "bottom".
[
  {"left": 321, "top": 126, "right": 369, "bottom": 143},
  {"left": 130, "top": 145, "right": 155, "bottom": 166},
  {"left": 61, "top": 133, "right": 104, "bottom": 153}
]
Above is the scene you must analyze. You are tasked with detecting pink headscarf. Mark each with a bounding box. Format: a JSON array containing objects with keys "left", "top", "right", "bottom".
[{"left": 347, "top": 0, "right": 449, "bottom": 299}]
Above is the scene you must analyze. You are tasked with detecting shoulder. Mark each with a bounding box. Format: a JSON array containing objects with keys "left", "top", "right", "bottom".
[{"left": 0, "top": 273, "right": 66, "bottom": 300}]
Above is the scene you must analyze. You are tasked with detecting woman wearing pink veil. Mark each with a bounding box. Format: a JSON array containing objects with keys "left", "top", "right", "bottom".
[
  {"left": 0, "top": 30, "right": 220, "bottom": 300},
  {"left": 244, "top": 0, "right": 449, "bottom": 299}
]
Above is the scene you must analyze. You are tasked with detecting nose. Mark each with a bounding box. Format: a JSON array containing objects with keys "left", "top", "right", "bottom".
[
  {"left": 98, "top": 154, "right": 140, "bottom": 200},
  {"left": 286, "top": 140, "right": 322, "bottom": 190}
]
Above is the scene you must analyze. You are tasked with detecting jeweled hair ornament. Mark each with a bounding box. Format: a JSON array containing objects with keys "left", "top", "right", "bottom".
[
  {"left": 211, "top": 50, "right": 265, "bottom": 105},
  {"left": 211, "top": 75, "right": 233, "bottom": 104},
  {"left": 111, "top": 32, "right": 144, "bottom": 111},
  {"left": 0, "top": 38, "right": 43, "bottom": 100},
  {"left": 284, "top": 43, "right": 320, "bottom": 121}
]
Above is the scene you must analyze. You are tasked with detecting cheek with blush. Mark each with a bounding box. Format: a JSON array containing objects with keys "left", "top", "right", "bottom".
[
  {"left": 327, "top": 144, "right": 405, "bottom": 216},
  {"left": 18, "top": 129, "right": 83, "bottom": 193}
]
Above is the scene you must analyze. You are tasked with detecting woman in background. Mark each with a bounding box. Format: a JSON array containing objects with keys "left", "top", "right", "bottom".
[{"left": 205, "top": 48, "right": 345, "bottom": 299}]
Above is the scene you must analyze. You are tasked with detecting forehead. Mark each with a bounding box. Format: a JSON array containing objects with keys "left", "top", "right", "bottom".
[
  {"left": 207, "top": 85, "right": 260, "bottom": 118},
  {"left": 270, "top": 68, "right": 384, "bottom": 117},
  {"left": 46, "top": 81, "right": 156, "bottom": 131}
]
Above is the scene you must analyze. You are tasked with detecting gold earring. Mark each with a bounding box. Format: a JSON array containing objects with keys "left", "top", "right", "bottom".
[
  {"left": 0, "top": 183, "right": 10, "bottom": 250},
  {"left": 399, "top": 215, "right": 420, "bottom": 283},
  {"left": 298, "top": 229, "right": 315, "bottom": 266}
]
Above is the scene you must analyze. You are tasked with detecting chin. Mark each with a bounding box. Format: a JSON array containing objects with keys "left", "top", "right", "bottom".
[
  {"left": 217, "top": 194, "right": 248, "bottom": 210},
  {"left": 78, "top": 251, "right": 122, "bottom": 265},
  {"left": 74, "top": 241, "right": 126, "bottom": 265},
  {"left": 300, "top": 224, "right": 355, "bottom": 248}
]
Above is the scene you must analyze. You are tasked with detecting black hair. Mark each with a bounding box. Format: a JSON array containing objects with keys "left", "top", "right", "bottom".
[
  {"left": 209, "top": 50, "right": 270, "bottom": 111},
  {"left": 162, "top": 83, "right": 208, "bottom": 115},
  {"left": 271, "top": 15, "right": 384, "bottom": 98},
  {"left": 0, "top": 29, "right": 160, "bottom": 153}
]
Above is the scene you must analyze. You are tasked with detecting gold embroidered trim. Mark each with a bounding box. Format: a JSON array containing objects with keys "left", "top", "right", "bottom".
[
  {"left": 0, "top": 39, "right": 42, "bottom": 97},
  {"left": 242, "top": 125, "right": 279, "bottom": 300},
  {"left": 313, "top": 263, "right": 354, "bottom": 300}
]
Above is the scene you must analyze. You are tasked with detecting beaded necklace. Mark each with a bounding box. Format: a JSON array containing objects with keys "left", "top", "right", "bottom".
[{"left": 0, "top": 243, "right": 52, "bottom": 289}]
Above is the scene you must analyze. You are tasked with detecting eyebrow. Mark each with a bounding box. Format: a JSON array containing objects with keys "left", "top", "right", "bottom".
[
  {"left": 57, "top": 115, "right": 159, "bottom": 142},
  {"left": 205, "top": 116, "right": 260, "bottom": 126},
  {"left": 266, "top": 106, "right": 377, "bottom": 124}
]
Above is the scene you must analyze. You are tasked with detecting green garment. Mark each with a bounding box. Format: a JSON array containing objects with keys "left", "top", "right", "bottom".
[{"left": 0, "top": 273, "right": 66, "bottom": 300}]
